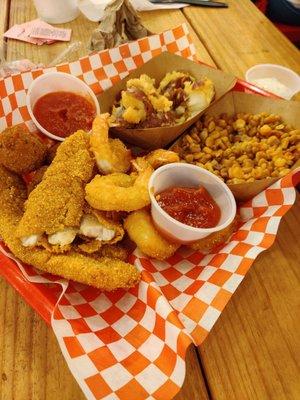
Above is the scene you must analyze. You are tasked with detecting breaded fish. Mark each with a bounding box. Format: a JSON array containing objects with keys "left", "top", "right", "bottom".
[
  {"left": 0, "top": 166, "right": 140, "bottom": 290},
  {"left": 16, "top": 129, "right": 126, "bottom": 254},
  {"left": 17, "top": 130, "right": 94, "bottom": 238}
]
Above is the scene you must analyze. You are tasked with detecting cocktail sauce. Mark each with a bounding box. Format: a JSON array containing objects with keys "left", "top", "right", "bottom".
[
  {"left": 156, "top": 186, "right": 221, "bottom": 228},
  {"left": 33, "top": 91, "right": 96, "bottom": 138}
]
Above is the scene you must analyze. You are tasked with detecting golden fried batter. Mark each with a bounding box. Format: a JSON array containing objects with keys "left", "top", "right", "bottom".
[
  {"left": 0, "top": 125, "right": 47, "bottom": 174},
  {"left": 90, "top": 114, "right": 131, "bottom": 174},
  {"left": 0, "top": 166, "right": 140, "bottom": 291},
  {"left": 86, "top": 167, "right": 152, "bottom": 212},
  {"left": 187, "top": 217, "right": 239, "bottom": 253},
  {"left": 16, "top": 130, "right": 95, "bottom": 238},
  {"left": 98, "top": 244, "right": 128, "bottom": 261},
  {"left": 124, "top": 209, "right": 179, "bottom": 260}
]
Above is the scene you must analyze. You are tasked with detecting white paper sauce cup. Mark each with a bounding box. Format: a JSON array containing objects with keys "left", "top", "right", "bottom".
[
  {"left": 148, "top": 163, "right": 236, "bottom": 244},
  {"left": 26, "top": 72, "right": 100, "bottom": 141}
]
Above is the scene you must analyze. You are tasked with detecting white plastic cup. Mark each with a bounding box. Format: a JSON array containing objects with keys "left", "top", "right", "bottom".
[
  {"left": 26, "top": 72, "right": 100, "bottom": 141},
  {"left": 245, "top": 64, "right": 300, "bottom": 100},
  {"left": 148, "top": 163, "right": 236, "bottom": 244},
  {"left": 33, "top": 0, "right": 79, "bottom": 24}
]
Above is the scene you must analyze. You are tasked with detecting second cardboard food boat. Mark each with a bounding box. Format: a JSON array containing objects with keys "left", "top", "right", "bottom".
[{"left": 98, "top": 52, "right": 300, "bottom": 202}]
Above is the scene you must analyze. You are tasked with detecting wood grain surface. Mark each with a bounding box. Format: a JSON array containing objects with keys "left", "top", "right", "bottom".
[
  {"left": 1, "top": 0, "right": 300, "bottom": 399},
  {"left": 6, "top": 0, "right": 97, "bottom": 64},
  {"left": 140, "top": 10, "right": 215, "bottom": 66},
  {"left": 183, "top": 0, "right": 300, "bottom": 77},
  {"left": 0, "top": 0, "right": 9, "bottom": 38}
]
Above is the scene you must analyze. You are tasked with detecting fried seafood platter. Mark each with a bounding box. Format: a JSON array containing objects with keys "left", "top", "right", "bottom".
[
  {"left": 0, "top": 123, "right": 139, "bottom": 291},
  {"left": 0, "top": 114, "right": 239, "bottom": 291}
]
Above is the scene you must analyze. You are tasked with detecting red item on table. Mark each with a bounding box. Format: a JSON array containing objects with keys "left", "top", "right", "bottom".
[
  {"left": 156, "top": 186, "right": 221, "bottom": 228},
  {"left": 33, "top": 91, "right": 96, "bottom": 138}
]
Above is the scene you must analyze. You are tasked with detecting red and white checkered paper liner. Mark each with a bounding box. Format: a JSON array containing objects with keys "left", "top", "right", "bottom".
[{"left": 0, "top": 24, "right": 299, "bottom": 400}]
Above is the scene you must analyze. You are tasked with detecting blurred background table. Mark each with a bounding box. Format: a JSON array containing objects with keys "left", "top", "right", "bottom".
[{"left": 0, "top": 0, "right": 299, "bottom": 399}]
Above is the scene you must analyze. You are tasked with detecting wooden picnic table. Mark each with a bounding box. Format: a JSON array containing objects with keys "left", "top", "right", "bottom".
[{"left": 0, "top": 0, "right": 299, "bottom": 399}]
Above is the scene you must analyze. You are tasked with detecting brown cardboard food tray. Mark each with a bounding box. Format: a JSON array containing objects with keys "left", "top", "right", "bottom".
[
  {"left": 98, "top": 52, "right": 236, "bottom": 149},
  {"left": 171, "top": 91, "right": 300, "bottom": 202}
]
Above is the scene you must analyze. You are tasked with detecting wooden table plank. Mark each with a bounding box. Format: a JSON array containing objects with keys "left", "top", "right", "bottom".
[
  {"left": 180, "top": 2, "right": 300, "bottom": 398},
  {"left": 140, "top": 10, "right": 216, "bottom": 66},
  {"left": 0, "top": 1, "right": 9, "bottom": 36},
  {"left": 0, "top": 0, "right": 10, "bottom": 61},
  {"left": 6, "top": 0, "right": 97, "bottom": 65},
  {"left": 5, "top": 2, "right": 216, "bottom": 68},
  {"left": 199, "top": 200, "right": 300, "bottom": 400},
  {"left": 0, "top": 278, "right": 86, "bottom": 400},
  {"left": 175, "top": 346, "right": 210, "bottom": 400},
  {"left": 183, "top": 0, "right": 300, "bottom": 78}
]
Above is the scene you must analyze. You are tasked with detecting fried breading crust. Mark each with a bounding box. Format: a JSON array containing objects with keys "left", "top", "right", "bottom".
[
  {"left": 16, "top": 130, "right": 95, "bottom": 237},
  {"left": 187, "top": 217, "right": 239, "bottom": 253},
  {"left": 0, "top": 166, "right": 140, "bottom": 290},
  {"left": 0, "top": 125, "right": 47, "bottom": 174},
  {"left": 124, "top": 209, "right": 179, "bottom": 260},
  {"left": 85, "top": 167, "right": 152, "bottom": 212}
]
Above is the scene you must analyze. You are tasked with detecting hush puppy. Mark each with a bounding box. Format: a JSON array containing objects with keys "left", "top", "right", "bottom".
[{"left": 0, "top": 125, "right": 47, "bottom": 174}]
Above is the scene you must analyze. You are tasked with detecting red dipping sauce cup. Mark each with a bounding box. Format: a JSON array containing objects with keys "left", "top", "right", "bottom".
[
  {"left": 148, "top": 163, "right": 236, "bottom": 244},
  {"left": 26, "top": 72, "right": 100, "bottom": 141}
]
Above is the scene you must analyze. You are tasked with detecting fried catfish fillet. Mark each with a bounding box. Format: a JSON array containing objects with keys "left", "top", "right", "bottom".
[
  {"left": 16, "top": 129, "right": 126, "bottom": 254},
  {"left": 0, "top": 166, "right": 140, "bottom": 290},
  {"left": 16, "top": 130, "right": 94, "bottom": 240}
]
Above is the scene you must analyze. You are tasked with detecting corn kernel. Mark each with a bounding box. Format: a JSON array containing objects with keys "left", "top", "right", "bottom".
[
  {"left": 185, "top": 154, "right": 194, "bottom": 162},
  {"left": 229, "top": 165, "right": 244, "bottom": 179},
  {"left": 259, "top": 124, "right": 271, "bottom": 135},
  {"left": 208, "top": 121, "right": 215, "bottom": 132},
  {"left": 274, "top": 157, "right": 286, "bottom": 167},
  {"left": 203, "top": 146, "right": 212, "bottom": 154},
  {"left": 234, "top": 119, "right": 246, "bottom": 130},
  {"left": 279, "top": 168, "right": 290, "bottom": 177}
]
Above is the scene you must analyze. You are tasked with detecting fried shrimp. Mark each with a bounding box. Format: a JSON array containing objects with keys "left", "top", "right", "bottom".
[
  {"left": 145, "top": 149, "right": 180, "bottom": 169},
  {"left": 0, "top": 125, "right": 47, "bottom": 174},
  {"left": 124, "top": 209, "right": 179, "bottom": 260},
  {"left": 90, "top": 114, "right": 131, "bottom": 174},
  {"left": 86, "top": 148, "right": 179, "bottom": 213},
  {"left": 187, "top": 217, "right": 239, "bottom": 253},
  {"left": 85, "top": 165, "right": 153, "bottom": 212},
  {"left": 0, "top": 165, "right": 140, "bottom": 291},
  {"left": 132, "top": 149, "right": 180, "bottom": 172}
]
